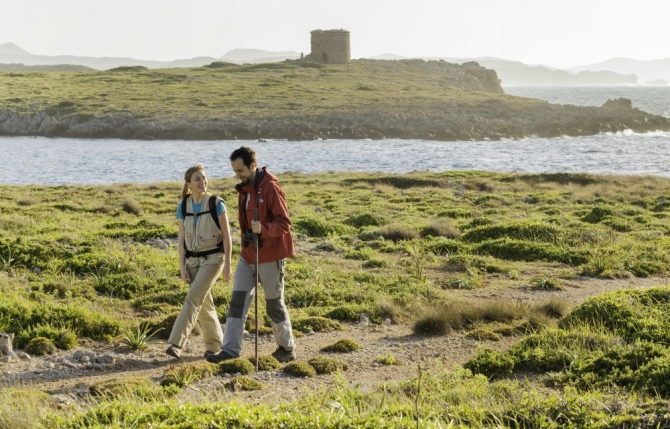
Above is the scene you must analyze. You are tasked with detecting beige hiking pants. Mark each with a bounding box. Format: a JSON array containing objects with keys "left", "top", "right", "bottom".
[{"left": 168, "top": 256, "right": 224, "bottom": 352}]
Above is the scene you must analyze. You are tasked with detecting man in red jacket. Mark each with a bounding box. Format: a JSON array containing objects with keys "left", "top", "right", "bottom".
[{"left": 207, "top": 146, "right": 297, "bottom": 363}]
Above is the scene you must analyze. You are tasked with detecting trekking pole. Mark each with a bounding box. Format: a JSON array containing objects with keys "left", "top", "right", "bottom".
[{"left": 253, "top": 207, "right": 259, "bottom": 372}]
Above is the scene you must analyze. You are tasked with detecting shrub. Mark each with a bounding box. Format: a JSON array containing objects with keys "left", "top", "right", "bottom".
[
  {"left": 472, "top": 238, "right": 587, "bottom": 265},
  {"left": 308, "top": 357, "right": 349, "bottom": 374},
  {"left": 217, "top": 358, "right": 255, "bottom": 375},
  {"left": 438, "top": 208, "right": 471, "bottom": 219},
  {"left": 293, "top": 216, "right": 348, "bottom": 237},
  {"left": 560, "top": 287, "right": 670, "bottom": 344},
  {"left": 122, "top": 197, "right": 142, "bottom": 215},
  {"left": 294, "top": 317, "right": 342, "bottom": 333},
  {"left": 17, "top": 197, "right": 39, "bottom": 206},
  {"left": 461, "top": 222, "right": 559, "bottom": 243},
  {"left": 463, "top": 347, "right": 515, "bottom": 379},
  {"left": 119, "top": 322, "right": 163, "bottom": 350},
  {"left": 421, "top": 220, "right": 461, "bottom": 239},
  {"left": 225, "top": 376, "right": 265, "bottom": 391},
  {"left": 533, "top": 298, "right": 569, "bottom": 319},
  {"left": 376, "top": 354, "right": 403, "bottom": 365},
  {"left": 283, "top": 361, "right": 316, "bottom": 377},
  {"left": 581, "top": 206, "right": 615, "bottom": 223},
  {"left": 91, "top": 377, "right": 178, "bottom": 399},
  {"left": 344, "top": 213, "right": 386, "bottom": 228},
  {"left": 15, "top": 325, "right": 77, "bottom": 350},
  {"left": 413, "top": 310, "right": 453, "bottom": 336},
  {"left": 160, "top": 364, "right": 207, "bottom": 388},
  {"left": 529, "top": 274, "right": 563, "bottom": 290},
  {"left": 363, "top": 258, "right": 388, "bottom": 268},
  {"left": 378, "top": 224, "right": 419, "bottom": 241},
  {"left": 358, "top": 228, "right": 382, "bottom": 241},
  {"left": 25, "top": 337, "right": 56, "bottom": 356},
  {"left": 321, "top": 339, "right": 360, "bottom": 353},
  {"left": 344, "top": 247, "right": 376, "bottom": 261},
  {"left": 248, "top": 355, "right": 281, "bottom": 371},
  {"left": 468, "top": 327, "right": 501, "bottom": 341}
]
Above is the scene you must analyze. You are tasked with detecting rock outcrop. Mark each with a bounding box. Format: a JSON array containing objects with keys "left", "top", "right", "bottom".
[{"left": 1, "top": 97, "right": 668, "bottom": 141}]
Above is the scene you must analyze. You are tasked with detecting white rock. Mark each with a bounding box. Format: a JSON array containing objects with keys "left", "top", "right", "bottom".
[
  {"left": 16, "top": 351, "right": 31, "bottom": 360},
  {"left": 359, "top": 313, "right": 371, "bottom": 326},
  {"left": 384, "top": 318, "right": 392, "bottom": 326},
  {"left": 80, "top": 356, "right": 90, "bottom": 364}
]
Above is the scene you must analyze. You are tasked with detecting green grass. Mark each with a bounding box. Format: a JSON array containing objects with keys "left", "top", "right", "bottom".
[{"left": 3, "top": 171, "right": 670, "bottom": 426}]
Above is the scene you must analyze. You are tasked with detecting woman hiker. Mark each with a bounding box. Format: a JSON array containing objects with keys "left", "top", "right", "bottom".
[{"left": 166, "top": 163, "right": 233, "bottom": 358}]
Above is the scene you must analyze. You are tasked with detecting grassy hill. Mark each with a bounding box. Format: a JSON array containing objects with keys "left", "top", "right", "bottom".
[{"left": 2, "top": 59, "right": 668, "bottom": 140}]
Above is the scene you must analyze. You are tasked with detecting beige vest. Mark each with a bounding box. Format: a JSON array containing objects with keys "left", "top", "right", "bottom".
[{"left": 183, "top": 194, "right": 222, "bottom": 255}]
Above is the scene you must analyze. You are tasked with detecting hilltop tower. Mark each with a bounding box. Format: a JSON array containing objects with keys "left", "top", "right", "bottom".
[{"left": 309, "top": 30, "right": 350, "bottom": 64}]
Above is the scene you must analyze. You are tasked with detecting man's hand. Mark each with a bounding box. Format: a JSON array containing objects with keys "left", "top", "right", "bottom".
[{"left": 251, "top": 220, "right": 262, "bottom": 234}]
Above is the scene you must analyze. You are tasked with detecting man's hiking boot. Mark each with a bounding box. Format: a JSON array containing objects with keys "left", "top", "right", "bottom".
[
  {"left": 203, "top": 350, "right": 218, "bottom": 359},
  {"left": 206, "top": 350, "right": 236, "bottom": 363},
  {"left": 166, "top": 345, "right": 182, "bottom": 359},
  {"left": 272, "top": 345, "right": 296, "bottom": 363}
]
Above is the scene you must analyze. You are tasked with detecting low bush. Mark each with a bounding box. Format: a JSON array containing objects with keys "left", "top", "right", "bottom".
[
  {"left": 463, "top": 347, "right": 515, "bottom": 379},
  {"left": 377, "top": 224, "right": 420, "bottom": 241},
  {"left": 376, "top": 354, "right": 403, "bottom": 365},
  {"left": 90, "top": 377, "right": 178, "bottom": 399},
  {"left": 25, "top": 337, "right": 56, "bottom": 356},
  {"left": 15, "top": 325, "right": 77, "bottom": 350},
  {"left": 122, "top": 197, "right": 142, "bottom": 215},
  {"left": 321, "top": 339, "right": 360, "bottom": 353},
  {"left": 421, "top": 219, "right": 461, "bottom": 239},
  {"left": 308, "top": 357, "right": 349, "bottom": 374},
  {"left": 217, "top": 358, "right": 255, "bottom": 375},
  {"left": 468, "top": 327, "right": 501, "bottom": 341},
  {"left": 461, "top": 221, "right": 559, "bottom": 243},
  {"left": 472, "top": 238, "right": 588, "bottom": 265},
  {"left": 248, "top": 355, "right": 281, "bottom": 371},
  {"left": 283, "top": 361, "right": 316, "bottom": 377},
  {"left": 344, "top": 213, "right": 386, "bottom": 228},
  {"left": 294, "top": 317, "right": 342, "bottom": 333},
  {"left": 225, "top": 376, "right": 264, "bottom": 391},
  {"left": 293, "top": 216, "right": 348, "bottom": 237}
]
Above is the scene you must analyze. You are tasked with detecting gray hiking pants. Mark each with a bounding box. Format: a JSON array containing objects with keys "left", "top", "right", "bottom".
[{"left": 221, "top": 257, "right": 296, "bottom": 357}]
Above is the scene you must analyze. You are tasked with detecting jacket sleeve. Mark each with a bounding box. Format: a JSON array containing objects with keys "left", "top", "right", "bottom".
[{"left": 261, "top": 182, "right": 292, "bottom": 238}]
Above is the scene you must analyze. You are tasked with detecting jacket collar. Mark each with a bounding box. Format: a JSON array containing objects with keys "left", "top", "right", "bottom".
[{"left": 235, "top": 167, "right": 266, "bottom": 194}]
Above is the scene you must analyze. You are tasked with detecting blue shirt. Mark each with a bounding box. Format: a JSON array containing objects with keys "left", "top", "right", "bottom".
[{"left": 176, "top": 198, "right": 226, "bottom": 226}]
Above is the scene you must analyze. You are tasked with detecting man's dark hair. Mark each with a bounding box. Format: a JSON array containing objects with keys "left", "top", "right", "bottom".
[{"left": 230, "top": 146, "right": 257, "bottom": 168}]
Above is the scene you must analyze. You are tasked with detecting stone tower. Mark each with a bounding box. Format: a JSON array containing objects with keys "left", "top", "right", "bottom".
[{"left": 309, "top": 29, "right": 350, "bottom": 64}]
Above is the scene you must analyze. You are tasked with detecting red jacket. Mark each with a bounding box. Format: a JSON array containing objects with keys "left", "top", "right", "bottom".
[{"left": 236, "top": 167, "right": 295, "bottom": 264}]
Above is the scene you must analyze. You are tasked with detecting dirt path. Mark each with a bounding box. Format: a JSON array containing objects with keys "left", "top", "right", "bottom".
[{"left": 1, "top": 275, "right": 666, "bottom": 404}]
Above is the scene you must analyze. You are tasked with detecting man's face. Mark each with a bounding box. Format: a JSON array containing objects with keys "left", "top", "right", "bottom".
[{"left": 231, "top": 159, "right": 256, "bottom": 184}]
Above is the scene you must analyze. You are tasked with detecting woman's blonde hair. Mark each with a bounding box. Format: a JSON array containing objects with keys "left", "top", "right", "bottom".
[{"left": 182, "top": 163, "right": 206, "bottom": 200}]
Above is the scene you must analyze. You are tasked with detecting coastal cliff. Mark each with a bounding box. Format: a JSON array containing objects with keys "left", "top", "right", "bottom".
[{"left": 0, "top": 59, "right": 668, "bottom": 141}]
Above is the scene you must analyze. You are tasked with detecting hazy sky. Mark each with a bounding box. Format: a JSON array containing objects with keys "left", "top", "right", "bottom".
[{"left": 1, "top": 0, "right": 668, "bottom": 68}]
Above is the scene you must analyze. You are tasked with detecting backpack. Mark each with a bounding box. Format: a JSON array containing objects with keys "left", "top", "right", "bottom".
[{"left": 181, "top": 195, "right": 224, "bottom": 255}]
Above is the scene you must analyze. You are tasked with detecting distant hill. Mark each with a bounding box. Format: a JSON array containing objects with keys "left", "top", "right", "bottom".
[
  {"left": 367, "top": 54, "right": 638, "bottom": 86},
  {"left": 0, "top": 43, "right": 31, "bottom": 56},
  {"left": 0, "top": 43, "right": 216, "bottom": 70},
  {"left": 219, "top": 49, "right": 300, "bottom": 64},
  {"left": 568, "top": 57, "right": 670, "bottom": 84},
  {"left": 0, "top": 63, "right": 94, "bottom": 72}
]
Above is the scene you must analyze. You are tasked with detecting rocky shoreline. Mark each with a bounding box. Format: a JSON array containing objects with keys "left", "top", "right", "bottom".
[{"left": 1, "top": 97, "right": 668, "bottom": 141}]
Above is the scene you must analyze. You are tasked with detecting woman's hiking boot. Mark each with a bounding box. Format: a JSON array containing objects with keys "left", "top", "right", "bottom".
[
  {"left": 272, "top": 345, "right": 296, "bottom": 363},
  {"left": 166, "top": 345, "right": 182, "bottom": 359}
]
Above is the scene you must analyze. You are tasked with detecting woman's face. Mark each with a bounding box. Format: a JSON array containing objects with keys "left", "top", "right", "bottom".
[{"left": 188, "top": 170, "right": 207, "bottom": 194}]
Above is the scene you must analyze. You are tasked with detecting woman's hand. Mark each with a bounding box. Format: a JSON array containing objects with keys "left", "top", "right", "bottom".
[
  {"left": 180, "top": 267, "right": 191, "bottom": 284},
  {"left": 222, "top": 265, "right": 233, "bottom": 283}
]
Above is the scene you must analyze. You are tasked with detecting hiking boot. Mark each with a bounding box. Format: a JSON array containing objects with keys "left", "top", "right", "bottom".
[
  {"left": 203, "top": 350, "right": 218, "bottom": 359},
  {"left": 206, "top": 350, "right": 236, "bottom": 363},
  {"left": 166, "top": 345, "right": 182, "bottom": 359},
  {"left": 272, "top": 345, "right": 296, "bottom": 363}
]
